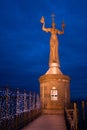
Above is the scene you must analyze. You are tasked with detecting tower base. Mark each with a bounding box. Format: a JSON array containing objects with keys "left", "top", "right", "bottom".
[{"left": 39, "top": 74, "right": 70, "bottom": 114}]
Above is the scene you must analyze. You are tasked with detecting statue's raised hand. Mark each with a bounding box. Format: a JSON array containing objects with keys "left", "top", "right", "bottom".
[
  {"left": 40, "top": 16, "right": 45, "bottom": 24},
  {"left": 62, "top": 21, "right": 65, "bottom": 29}
]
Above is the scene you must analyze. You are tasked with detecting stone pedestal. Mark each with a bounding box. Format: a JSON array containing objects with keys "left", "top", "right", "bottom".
[{"left": 39, "top": 74, "right": 70, "bottom": 114}]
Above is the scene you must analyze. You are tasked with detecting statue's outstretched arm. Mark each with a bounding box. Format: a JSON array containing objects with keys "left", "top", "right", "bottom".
[
  {"left": 40, "top": 16, "right": 51, "bottom": 33},
  {"left": 57, "top": 21, "right": 65, "bottom": 35},
  {"left": 42, "top": 23, "right": 50, "bottom": 33},
  {"left": 57, "top": 29, "right": 64, "bottom": 35}
]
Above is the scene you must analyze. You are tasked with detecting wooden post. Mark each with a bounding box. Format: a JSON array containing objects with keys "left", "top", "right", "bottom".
[
  {"left": 82, "top": 100, "right": 85, "bottom": 129},
  {"left": 74, "top": 102, "right": 78, "bottom": 130},
  {"left": 82, "top": 101, "right": 85, "bottom": 121}
]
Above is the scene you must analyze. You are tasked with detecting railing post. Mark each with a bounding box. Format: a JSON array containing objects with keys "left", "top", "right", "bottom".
[
  {"left": 24, "top": 90, "right": 27, "bottom": 112},
  {"left": 16, "top": 88, "right": 21, "bottom": 130},
  {"left": 82, "top": 100, "right": 86, "bottom": 129},
  {"left": 32, "top": 92, "right": 35, "bottom": 110},
  {"left": 29, "top": 91, "right": 32, "bottom": 111},
  {"left": 82, "top": 100, "right": 85, "bottom": 121},
  {"left": 36, "top": 94, "right": 40, "bottom": 110},
  {"left": 5, "top": 88, "right": 9, "bottom": 118},
  {"left": 23, "top": 90, "right": 27, "bottom": 126},
  {"left": 16, "top": 89, "right": 20, "bottom": 114},
  {"left": 74, "top": 102, "right": 78, "bottom": 130}
]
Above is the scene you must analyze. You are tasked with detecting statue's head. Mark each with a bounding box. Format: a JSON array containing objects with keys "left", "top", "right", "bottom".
[{"left": 52, "top": 22, "right": 56, "bottom": 28}]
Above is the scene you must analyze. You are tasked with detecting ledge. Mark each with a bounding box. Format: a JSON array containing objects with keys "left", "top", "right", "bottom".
[{"left": 39, "top": 74, "right": 70, "bottom": 83}]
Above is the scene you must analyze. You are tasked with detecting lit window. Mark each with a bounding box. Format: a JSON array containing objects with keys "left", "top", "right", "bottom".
[{"left": 51, "top": 89, "right": 58, "bottom": 100}]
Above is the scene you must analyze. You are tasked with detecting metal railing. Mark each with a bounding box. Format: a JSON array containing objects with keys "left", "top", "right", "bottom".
[{"left": 0, "top": 87, "right": 41, "bottom": 130}]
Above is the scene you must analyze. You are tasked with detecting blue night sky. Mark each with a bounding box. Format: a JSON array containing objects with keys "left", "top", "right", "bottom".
[{"left": 0, "top": 0, "right": 87, "bottom": 100}]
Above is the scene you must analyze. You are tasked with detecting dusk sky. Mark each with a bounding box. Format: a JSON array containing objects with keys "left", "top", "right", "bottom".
[{"left": 0, "top": 0, "right": 87, "bottom": 100}]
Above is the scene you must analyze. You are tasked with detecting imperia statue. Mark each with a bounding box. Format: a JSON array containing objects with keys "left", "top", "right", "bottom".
[{"left": 40, "top": 15, "right": 65, "bottom": 68}]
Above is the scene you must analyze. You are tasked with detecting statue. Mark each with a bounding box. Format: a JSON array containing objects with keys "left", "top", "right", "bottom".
[{"left": 40, "top": 15, "right": 65, "bottom": 68}]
